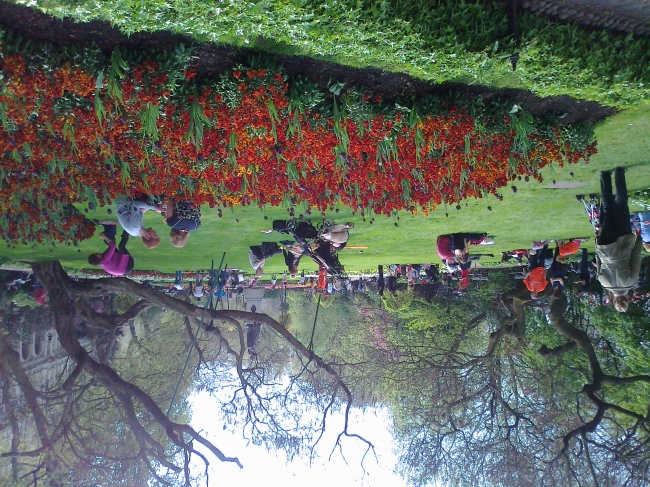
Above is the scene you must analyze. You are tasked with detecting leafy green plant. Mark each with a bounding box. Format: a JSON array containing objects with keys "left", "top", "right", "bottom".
[{"left": 17, "top": 0, "right": 650, "bottom": 107}]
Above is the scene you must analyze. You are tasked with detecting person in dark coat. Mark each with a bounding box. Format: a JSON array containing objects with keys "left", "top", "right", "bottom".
[
  {"left": 272, "top": 220, "right": 318, "bottom": 240},
  {"left": 282, "top": 246, "right": 304, "bottom": 277},
  {"left": 248, "top": 242, "right": 282, "bottom": 276}
]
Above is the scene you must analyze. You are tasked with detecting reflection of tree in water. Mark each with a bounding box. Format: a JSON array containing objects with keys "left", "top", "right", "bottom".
[
  {"left": 3, "top": 267, "right": 650, "bottom": 485},
  {"left": 375, "top": 279, "right": 650, "bottom": 486},
  {"left": 0, "top": 262, "right": 373, "bottom": 486},
  {"left": 284, "top": 273, "right": 650, "bottom": 485}
]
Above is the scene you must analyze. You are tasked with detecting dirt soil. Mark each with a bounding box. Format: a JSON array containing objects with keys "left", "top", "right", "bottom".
[{"left": 0, "top": 2, "right": 616, "bottom": 124}]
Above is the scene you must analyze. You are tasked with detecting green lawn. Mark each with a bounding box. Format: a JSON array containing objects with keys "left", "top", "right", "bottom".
[
  {"left": 14, "top": 0, "right": 650, "bottom": 107},
  {"left": 2, "top": 106, "right": 649, "bottom": 275}
]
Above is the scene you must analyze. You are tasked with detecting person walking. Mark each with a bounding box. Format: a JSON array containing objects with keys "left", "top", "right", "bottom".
[
  {"left": 248, "top": 242, "right": 282, "bottom": 276},
  {"left": 88, "top": 230, "right": 134, "bottom": 276},
  {"left": 436, "top": 233, "right": 494, "bottom": 266},
  {"left": 523, "top": 243, "right": 551, "bottom": 299},
  {"left": 595, "top": 167, "right": 643, "bottom": 312}
]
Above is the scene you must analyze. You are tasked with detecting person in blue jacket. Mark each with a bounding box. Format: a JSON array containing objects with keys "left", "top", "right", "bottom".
[{"left": 631, "top": 211, "right": 650, "bottom": 253}]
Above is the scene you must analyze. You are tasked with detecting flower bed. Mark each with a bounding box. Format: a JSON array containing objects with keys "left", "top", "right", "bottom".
[{"left": 0, "top": 33, "right": 596, "bottom": 244}]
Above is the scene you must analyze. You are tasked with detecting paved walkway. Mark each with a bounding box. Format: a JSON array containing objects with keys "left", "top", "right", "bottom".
[{"left": 520, "top": 0, "right": 650, "bottom": 36}]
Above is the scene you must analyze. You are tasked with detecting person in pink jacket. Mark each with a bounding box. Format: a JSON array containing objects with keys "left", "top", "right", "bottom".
[{"left": 88, "top": 229, "right": 134, "bottom": 276}]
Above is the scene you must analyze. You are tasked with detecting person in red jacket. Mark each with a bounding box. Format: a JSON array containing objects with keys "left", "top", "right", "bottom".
[
  {"left": 88, "top": 229, "right": 134, "bottom": 276},
  {"left": 436, "top": 233, "right": 493, "bottom": 267},
  {"left": 556, "top": 237, "right": 590, "bottom": 260},
  {"left": 523, "top": 267, "right": 549, "bottom": 298}
]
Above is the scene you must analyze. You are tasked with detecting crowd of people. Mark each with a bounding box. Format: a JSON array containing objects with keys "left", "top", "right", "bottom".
[
  {"left": 87, "top": 195, "right": 201, "bottom": 276},
  {"left": 509, "top": 168, "right": 648, "bottom": 312},
  {"left": 7, "top": 167, "right": 646, "bottom": 314},
  {"left": 247, "top": 219, "right": 352, "bottom": 279}
]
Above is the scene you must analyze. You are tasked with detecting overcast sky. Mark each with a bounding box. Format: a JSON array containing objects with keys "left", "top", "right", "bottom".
[{"left": 190, "top": 390, "right": 410, "bottom": 487}]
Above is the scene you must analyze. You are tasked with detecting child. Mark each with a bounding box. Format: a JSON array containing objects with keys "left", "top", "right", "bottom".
[
  {"left": 88, "top": 229, "right": 134, "bottom": 276},
  {"left": 164, "top": 199, "right": 201, "bottom": 248},
  {"left": 574, "top": 248, "right": 595, "bottom": 296}
]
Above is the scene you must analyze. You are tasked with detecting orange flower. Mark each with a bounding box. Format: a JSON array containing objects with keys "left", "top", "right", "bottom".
[{"left": 0, "top": 49, "right": 595, "bottom": 245}]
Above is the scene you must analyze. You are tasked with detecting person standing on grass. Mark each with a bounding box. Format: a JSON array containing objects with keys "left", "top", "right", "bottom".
[
  {"left": 387, "top": 270, "right": 398, "bottom": 297},
  {"left": 248, "top": 242, "right": 282, "bottom": 276},
  {"left": 523, "top": 245, "right": 550, "bottom": 299},
  {"left": 88, "top": 228, "right": 134, "bottom": 277},
  {"left": 527, "top": 244, "right": 554, "bottom": 273},
  {"left": 523, "top": 266, "right": 549, "bottom": 299},
  {"left": 437, "top": 233, "right": 494, "bottom": 267},
  {"left": 549, "top": 246, "right": 567, "bottom": 297},
  {"left": 163, "top": 199, "right": 201, "bottom": 248},
  {"left": 500, "top": 249, "right": 529, "bottom": 265},
  {"left": 595, "top": 167, "right": 643, "bottom": 312},
  {"left": 282, "top": 244, "right": 305, "bottom": 277},
  {"left": 116, "top": 196, "right": 161, "bottom": 249}
]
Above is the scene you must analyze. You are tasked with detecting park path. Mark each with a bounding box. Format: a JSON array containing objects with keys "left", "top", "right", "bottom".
[{"left": 519, "top": 0, "right": 650, "bottom": 36}]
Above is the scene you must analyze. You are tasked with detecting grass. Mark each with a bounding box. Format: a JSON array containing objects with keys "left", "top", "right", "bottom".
[
  {"left": 2, "top": 106, "right": 649, "bottom": 275},
  {"left": 12, "top": 0, "right": 650, "bottom": 107}
]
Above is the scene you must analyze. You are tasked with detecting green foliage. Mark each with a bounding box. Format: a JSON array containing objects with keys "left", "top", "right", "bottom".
[
  {"left": 18, "top": 0, "right": 650, "bottom": 107},
  {"left": 289, "top": 77, "right": 326, "bottom": 113},
  {"left": 381, "top": 291, "right": 414, "bottom": 311},
  {"left": 590, "top": 306, "right": 650, "bottom": 415},
  {"left": 4, "top": 287, "right": 41, "bottom": 309},
  {"left": 287, "top": 292, "right": 357, "bottom": 356}
]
